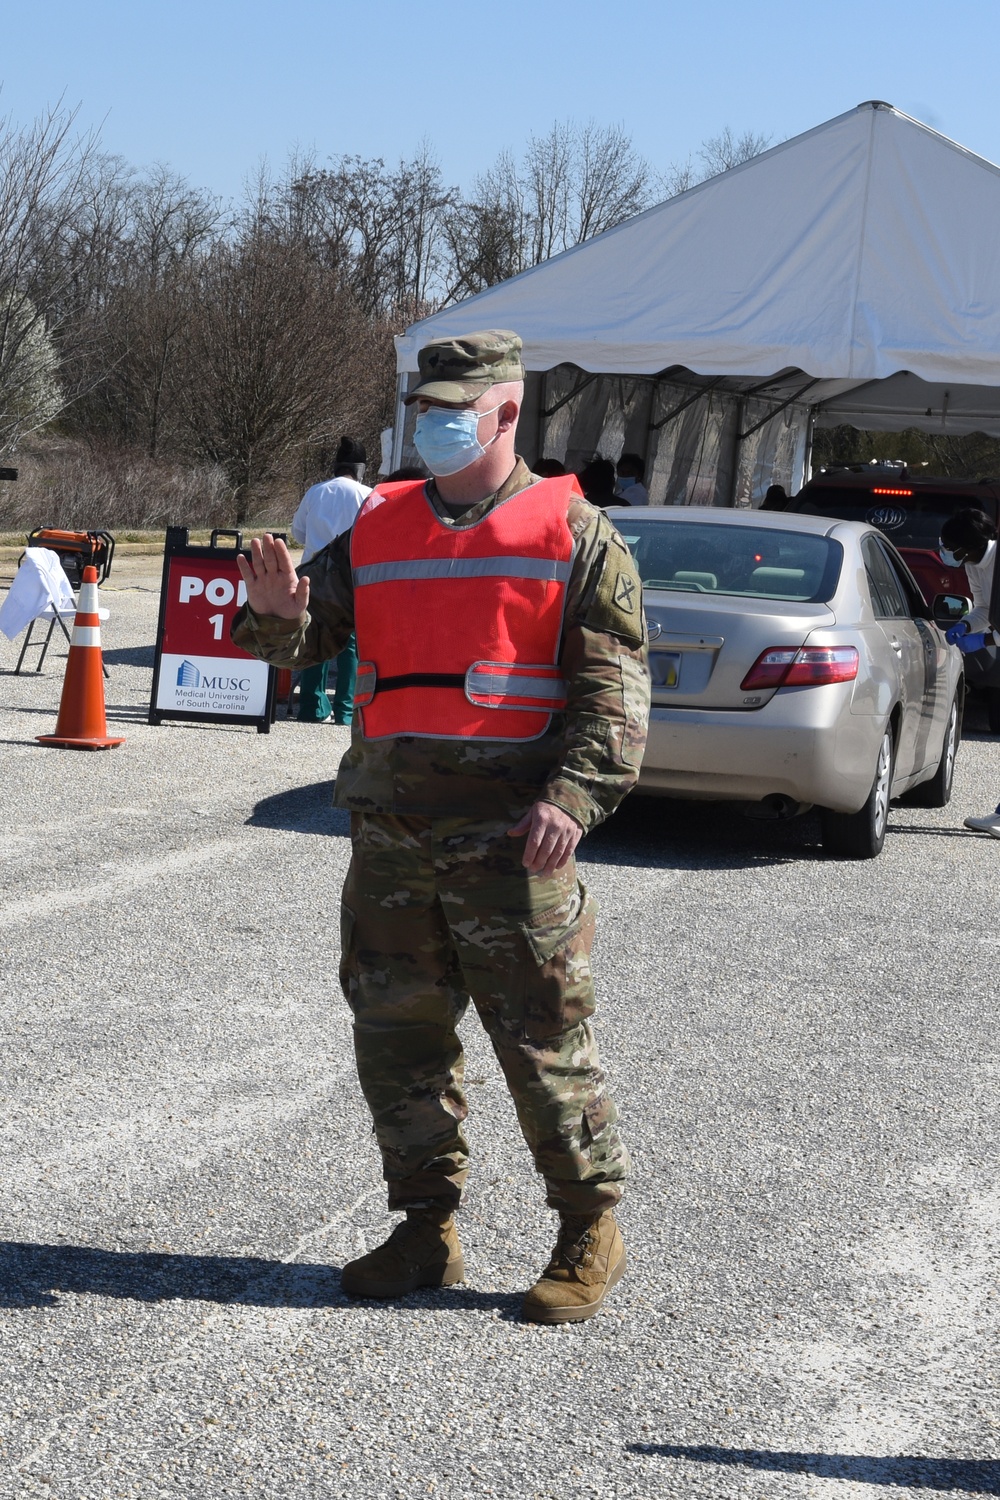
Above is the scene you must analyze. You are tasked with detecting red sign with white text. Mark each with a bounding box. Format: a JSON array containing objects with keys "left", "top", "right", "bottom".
[{"left": 154, "top": 557, "right": 269, "bottom": 717}]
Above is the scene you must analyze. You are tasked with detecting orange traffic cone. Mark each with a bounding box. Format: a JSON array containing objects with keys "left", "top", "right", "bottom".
[{"left": 37, "top": 565, "right": 125, "bottom": 751}]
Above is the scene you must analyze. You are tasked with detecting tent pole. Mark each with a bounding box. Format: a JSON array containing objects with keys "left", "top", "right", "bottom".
[
  {"left": 391, "top": 373, "right": 406, "bottom": 471},
  {"left": 537, "top": 370, "right": 548, "bottom": 459},
  {"left": 727, "top": 397, "right": 745, "bottom": 506},
  {"left": 542, "top": 371, "right": 600, "bottom": 418},
  {"left": 801, "top": 409, "right": 816, "bottom": 487},
  {"left": 737, "top": 378, "right": 821, "bottom": 440},
  {"left": 650, "top": 376, "right": 725, "bottom": 431}
]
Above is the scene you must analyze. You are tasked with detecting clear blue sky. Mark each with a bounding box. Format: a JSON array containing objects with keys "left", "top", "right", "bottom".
[{"left": 3, "top": 0, "right": 998, "bottom": 200}]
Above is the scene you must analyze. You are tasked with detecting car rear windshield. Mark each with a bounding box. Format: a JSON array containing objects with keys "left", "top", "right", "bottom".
[
  {"left": 615, "top": 520, "right": 843, "bottom": 602},
  {"left": 793, "top": 487, "right": 998, "bottom": 549}
]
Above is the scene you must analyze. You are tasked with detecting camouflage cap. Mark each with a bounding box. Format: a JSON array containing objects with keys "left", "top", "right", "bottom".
[{"left": 403, "top": 329, "right": 525, "bottom": 406}]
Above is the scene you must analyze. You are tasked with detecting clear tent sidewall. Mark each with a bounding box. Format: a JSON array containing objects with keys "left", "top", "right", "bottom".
[{"left": 393, "top": 366, "right": 811, "bottom": 507}]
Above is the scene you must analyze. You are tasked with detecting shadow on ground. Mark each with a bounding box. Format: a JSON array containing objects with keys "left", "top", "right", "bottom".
[
  {"left": 584, "top": 795, "right": 822, "bottom": 872},
  {"left": 627, "top": 1443, "right": 1000, "bottom": 1494},
  {"left": 102, "top": 644, "right": 156, "bottom": 668},
  {"left": 248, "top": 779, "right": 350, "bottom": 836},
  {"left": 0, "top": 1240, "right": 520, "bottom": 1316},
  {"left": 887, "top": 822, "right": 976, "bottom": 840}
]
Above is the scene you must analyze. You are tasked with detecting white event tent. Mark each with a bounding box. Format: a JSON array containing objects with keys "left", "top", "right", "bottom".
[{"left": 392, "top": 102, "right": 1000, "bottom": 506}]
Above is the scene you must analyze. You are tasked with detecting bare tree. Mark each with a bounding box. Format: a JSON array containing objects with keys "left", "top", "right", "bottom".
[
  {"left": 444, "top": 120, "right": 651, "bottom": 299},
  {"left": 443, "top": 150, "right": 534, "bottom": 299},
  {"left": 574, "top": 122, "right": 650, "bottom": 240},
  {"left": 68, "top": 165, "right": 220, "bottom": 456},
  {"left": 698, "top": 126, "right": 773, "bottom": 176},
  {"left": 388, "top": 145, "right": 455, "bottom": 318},
  {"left": 659, "top": 126, "right": 773, "bottom": 203},
  {"left": 524, "top": 122, "right": 573, "bottom": 264},
  {"left": 657, "top": 159, "right": 698, "bottom": 199},
  {"left": 287, "top": 147, "right": 456, "bottom": 320},
  {"left": 0, "top": 101, "right": 777, "bottom": 532},
  {"left": 174, "top": 198, "right": 392, "bottom": 523},
  {"left": 0, "top": 102, "right": 98, "bottom": 450}
]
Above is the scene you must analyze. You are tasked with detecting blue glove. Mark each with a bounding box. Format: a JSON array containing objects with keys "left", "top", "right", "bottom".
[
  {"left": 958, "top": 630, "right": 992, "bottom": 654},
  {"left": 945, "top": 619, "right": 970, "bottom": 644}
]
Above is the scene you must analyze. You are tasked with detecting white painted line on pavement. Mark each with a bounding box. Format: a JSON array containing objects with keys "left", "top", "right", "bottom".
[{"left": 0, "top": 841, "right": 239, "bottom": 928}]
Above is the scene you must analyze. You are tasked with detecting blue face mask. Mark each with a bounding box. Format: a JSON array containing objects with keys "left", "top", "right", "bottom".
[
  {"left": 938, "top": 544, "right": 965, "bottom": 568},
  {"left": 616, "top": 475, "right": 636, "bottom": 490},
  {"left": 413, "top": 403, "right": 502, "bottom": 477}
]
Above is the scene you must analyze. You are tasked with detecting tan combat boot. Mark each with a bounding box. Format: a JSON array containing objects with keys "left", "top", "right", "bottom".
[
  {"left": 340, "top": 1207, "right": 464, "bottom": 1298},
  {"left": 521, "top": 1209, "right": 625, "bottom": 1324}
]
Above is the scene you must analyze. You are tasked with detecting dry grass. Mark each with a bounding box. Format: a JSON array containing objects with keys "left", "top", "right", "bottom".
[{"left": 0, "top": 438, "right": 301, "bottom": 537}]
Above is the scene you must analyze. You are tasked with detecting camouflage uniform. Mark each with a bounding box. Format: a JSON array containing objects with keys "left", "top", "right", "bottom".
[{"left": 233, "top": 456, "right": 650, "bottom": 1216}]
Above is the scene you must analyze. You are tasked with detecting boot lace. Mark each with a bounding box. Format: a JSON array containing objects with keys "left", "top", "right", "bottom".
[{"left": 553, "top": 1216, "right": 597, "bottom": 1269}]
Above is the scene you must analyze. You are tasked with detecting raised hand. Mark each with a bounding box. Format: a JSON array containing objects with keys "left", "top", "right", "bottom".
[{"left": 236, "top": 534, "right": 310, "bottom": 621}]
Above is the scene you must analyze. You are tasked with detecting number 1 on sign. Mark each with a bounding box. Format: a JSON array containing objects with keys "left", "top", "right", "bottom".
[{"left": 208, "top": 612, "right": 224, "bottom": 640}]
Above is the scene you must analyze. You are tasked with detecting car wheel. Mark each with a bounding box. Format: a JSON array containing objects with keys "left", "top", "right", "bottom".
[
  {"left": 820, "top": 725, "right": 894, "bottom": 859},
  {"left": 906, "top": 691, "right": 962, "bottom": 808}
]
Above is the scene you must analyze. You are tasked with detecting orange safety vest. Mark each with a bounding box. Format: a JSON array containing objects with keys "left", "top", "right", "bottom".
[{"left": 351, "top": 475, "right": 580, "bottom": 741}]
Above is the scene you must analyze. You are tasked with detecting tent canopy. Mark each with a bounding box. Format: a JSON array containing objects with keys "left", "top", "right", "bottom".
[{"left": 396, "top": 103, "right": 1000, "bottom": 445}]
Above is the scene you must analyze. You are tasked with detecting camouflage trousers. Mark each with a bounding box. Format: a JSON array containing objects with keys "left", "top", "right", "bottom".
[{"left": 339, "top": 812, "right": 628, "bottom": 1215}]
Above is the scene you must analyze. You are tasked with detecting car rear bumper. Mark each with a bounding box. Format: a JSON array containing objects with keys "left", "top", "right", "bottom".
[{"left": 638, "top": 686, "right": 881, "bottom": 812}]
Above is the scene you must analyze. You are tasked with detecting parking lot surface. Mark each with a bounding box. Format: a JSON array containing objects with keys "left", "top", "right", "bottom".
[{"left": 0, "top": 561, "right": 997, "bottom": 1500}]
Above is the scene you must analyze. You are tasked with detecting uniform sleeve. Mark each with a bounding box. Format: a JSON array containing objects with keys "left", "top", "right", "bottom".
[
  {"left": 540, "top": 505, "right": 651, "bottom": 833},
  {"left": 230, "top": 529, "right": 356, "bottom": 667}
]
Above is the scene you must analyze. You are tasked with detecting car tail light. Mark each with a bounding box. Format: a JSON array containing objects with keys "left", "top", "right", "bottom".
[
  {"left": 871, "top": 487, "right": 913, "bottom": 496},
  {"left": 740, "top": 645, "right": 860, "bottom": 691}
]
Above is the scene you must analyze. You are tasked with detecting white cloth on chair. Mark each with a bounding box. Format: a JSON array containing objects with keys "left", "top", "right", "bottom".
[{"left": 0, "top": 548, "right": 77, "bottom": 639}]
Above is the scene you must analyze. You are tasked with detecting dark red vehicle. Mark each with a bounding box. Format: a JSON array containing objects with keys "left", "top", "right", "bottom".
[{"left": 787, "top": 465, "right": 1000, "bottom": 607}]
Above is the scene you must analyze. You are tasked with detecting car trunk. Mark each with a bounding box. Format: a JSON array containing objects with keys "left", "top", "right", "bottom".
[{"left": 644, "top": 592, "right": 837, "bottom": 709}]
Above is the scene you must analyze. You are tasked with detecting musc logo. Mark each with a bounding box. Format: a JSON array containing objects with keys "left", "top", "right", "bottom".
[{"left": 176, "top": 660, "right": 251, "bottom": 692}]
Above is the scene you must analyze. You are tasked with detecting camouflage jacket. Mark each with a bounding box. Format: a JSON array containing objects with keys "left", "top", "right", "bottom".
[{"left": 231, "top": 459, "right": 650, "bottom": 832}]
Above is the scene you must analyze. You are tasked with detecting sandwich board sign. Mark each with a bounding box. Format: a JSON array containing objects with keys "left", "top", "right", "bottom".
[{"left": 149, "top": 528, "right": 279, "bottom": 733}]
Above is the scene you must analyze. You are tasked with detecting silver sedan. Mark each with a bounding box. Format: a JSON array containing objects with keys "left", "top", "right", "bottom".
[{"left": 610, "top": 506, "right": 964, "bottom": 858}]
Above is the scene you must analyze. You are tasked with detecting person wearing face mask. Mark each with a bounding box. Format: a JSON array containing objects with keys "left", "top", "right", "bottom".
[
  {"left": 615, "top": 453, "right": 649, "bottom": 506},
  {"left": 231, "top": 329, "right": 650, "bottom": 1324},
  {"left": 937, "top": 509, "right": 1000, "bottom": 836},
  {"left": 939, "top": 508, "right": 998, "bottom": 648}
]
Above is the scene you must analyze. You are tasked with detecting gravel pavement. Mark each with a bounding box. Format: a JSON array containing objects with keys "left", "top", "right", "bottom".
[{"left": 0, "top": 559, "right": 998, "bottom": 1500}]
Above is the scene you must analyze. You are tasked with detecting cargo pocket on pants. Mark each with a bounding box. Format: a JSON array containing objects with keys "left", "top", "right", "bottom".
[
  {"left": 339, "top": 903, "right": 358, "bottom": 1008},
  {"left": 519, "top": 883, "right": 598, "bottom": 1041}
]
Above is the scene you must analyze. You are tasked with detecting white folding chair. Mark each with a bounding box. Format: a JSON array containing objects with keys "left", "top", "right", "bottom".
[{"left": 0, "top": 547, "right": 109, "bottom": 677}]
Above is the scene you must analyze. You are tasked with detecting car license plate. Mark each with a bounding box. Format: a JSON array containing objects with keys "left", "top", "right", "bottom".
[{"left": 652, "top": 651, "right": 681, "bottom": 688}]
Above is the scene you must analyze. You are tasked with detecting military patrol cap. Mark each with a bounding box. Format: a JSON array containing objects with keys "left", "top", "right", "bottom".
[{"left": 403, "top": 329, "right": 525, "bottom": 406}]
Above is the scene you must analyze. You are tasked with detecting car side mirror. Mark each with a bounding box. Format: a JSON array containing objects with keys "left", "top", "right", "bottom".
[{"left": 932, "top": 593, "right": 972, "bottom": 625}]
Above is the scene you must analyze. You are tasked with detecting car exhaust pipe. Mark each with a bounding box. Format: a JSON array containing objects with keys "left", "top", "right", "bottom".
[{"left": 744, "top": 794, "right": 809, "bottom": 821}]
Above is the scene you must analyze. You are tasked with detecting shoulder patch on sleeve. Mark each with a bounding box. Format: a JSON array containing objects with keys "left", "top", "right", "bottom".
[{"left": 585, "top": 543, "right": 645, "bottom": 646}]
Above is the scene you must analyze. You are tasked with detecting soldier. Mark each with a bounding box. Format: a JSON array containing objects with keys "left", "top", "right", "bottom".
[{"left": 233, "top": 330, "right": 650, "bottom": 1323}]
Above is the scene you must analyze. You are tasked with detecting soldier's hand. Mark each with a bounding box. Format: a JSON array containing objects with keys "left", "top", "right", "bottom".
[
  {"left": 507, "top": 801, "right": 583, "bottom": 876},
  {"left": 236, "top": 534, "right": 309, "bottom": 621}
]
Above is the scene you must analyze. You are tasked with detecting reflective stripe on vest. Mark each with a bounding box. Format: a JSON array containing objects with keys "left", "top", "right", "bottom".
[
  {"left": 465, "top": 662, "right": 568, "bottom": 710},
  {"left": 353, "top": 556, "right": 572, "bottom": 586},
  {"left": 350, "top": 475, "right": 579, "bottom": 741},
  {"left": 354, "top": 661, "right": 568, "bottom": 713}
]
